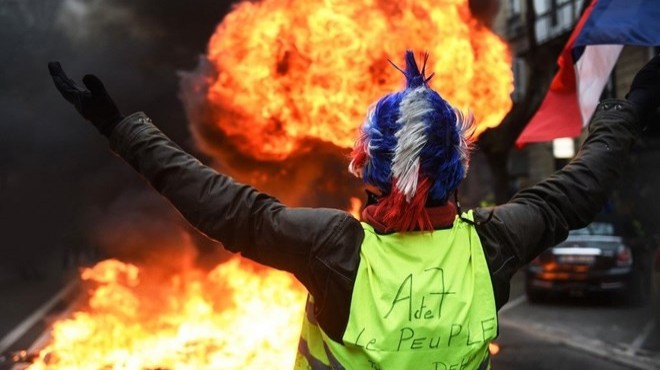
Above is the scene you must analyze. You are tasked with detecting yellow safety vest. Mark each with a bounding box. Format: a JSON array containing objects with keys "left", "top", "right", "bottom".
[{"left": 296, "top": 212, "right": 497, "bottom": 370}]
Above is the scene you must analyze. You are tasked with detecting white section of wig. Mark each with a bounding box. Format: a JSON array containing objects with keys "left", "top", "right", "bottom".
[
  {"left": 453, "top": 108, "right": 476, "bottom": 177},
  {"left": 348, "top": 145, "right": 363, "bottom": 178},
  {"left": 347, "top": 160, "right": 361, "bottom": 178},
  {"left": 348, "top": 105, "right": 377, "bottom": 178},
  {"left": 392, "top": 87, "right": 434, "bottom": 201}
]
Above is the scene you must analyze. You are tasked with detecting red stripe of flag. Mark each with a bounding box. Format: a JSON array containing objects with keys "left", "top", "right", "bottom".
[{"left": 515, "top": 1, "right": 599, "bottom": 147}]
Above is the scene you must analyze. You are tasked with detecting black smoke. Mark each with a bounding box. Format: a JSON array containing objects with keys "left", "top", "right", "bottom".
[{"left": 0, "top": 0, "right": 236, "bottom": 281}]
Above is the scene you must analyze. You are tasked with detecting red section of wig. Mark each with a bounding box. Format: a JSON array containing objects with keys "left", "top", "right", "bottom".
[
  {"left": 372, "top": 176, "right": 433, "bottom": 232},
  {"left": 349, "top": 136, "right": 368, "bottom": 175}
]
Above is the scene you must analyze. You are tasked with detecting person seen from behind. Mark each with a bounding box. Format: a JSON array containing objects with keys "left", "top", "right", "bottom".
[{"left": 48, "top": 51, "right": 660, "bottom": 369}]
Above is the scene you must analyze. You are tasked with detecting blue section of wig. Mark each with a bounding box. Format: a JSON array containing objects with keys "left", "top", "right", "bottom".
[
  {"left": 419, "top": 90, "right": 464, "bottom": 203},
  {"left": 360, "top": 51, "right": 465, "bottom": 203},
  {"left": 401, "top": 50, "right": 433, "bottom": 89},
  {"left": 361, "top": 91, "right": 404, "bottom": 192}
]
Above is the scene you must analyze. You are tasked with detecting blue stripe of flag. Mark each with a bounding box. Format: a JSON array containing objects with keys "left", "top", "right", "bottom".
[{"left": 575, "top": 0, "right": 660, "bottom": 49}]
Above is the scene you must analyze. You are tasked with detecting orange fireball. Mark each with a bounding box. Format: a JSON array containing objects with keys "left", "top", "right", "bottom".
[
  {"left": 28, "top": 257, "right": 307, "bottom": 370},
  {"left": 205, "top": 0, "right": 512, "bottom": 161}
]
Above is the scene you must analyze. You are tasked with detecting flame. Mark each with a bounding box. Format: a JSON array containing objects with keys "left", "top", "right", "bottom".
[
  {"left": 348, "top": 196, "right": 362, "bottom": 219},
  {"left": 489, "top": 341, "right": 501, "bottom": 355},
  {"left": 205, "top": 0, "right": 512, "bottom": 161},
  {"left": 27, "top": 198, "right": 364, "bottom": 369},
  {"left": 27, "top": 257, "right": 306, "bottom": 370}
]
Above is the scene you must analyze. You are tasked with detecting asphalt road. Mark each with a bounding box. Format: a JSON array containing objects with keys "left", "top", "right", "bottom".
[
  {"left": 492, "top": 271, "right": 660, "bottom": 370},
  {"left": 0, "top": 268, "right": 658, "bottom": 369},
  {"left": 492, "top": 323, "right": 641, "bottom": 370}
]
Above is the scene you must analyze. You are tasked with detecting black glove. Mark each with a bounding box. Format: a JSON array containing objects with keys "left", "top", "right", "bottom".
[
  {"left": 626, "top": 54, "right": 660, "bottom": 127},
  {"left": 48, "top": 62, "right": 124, "bottom": 136}
]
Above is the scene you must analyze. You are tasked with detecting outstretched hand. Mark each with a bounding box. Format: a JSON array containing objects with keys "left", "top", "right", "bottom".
[
  {"left": 627, "top": 54, "right": 660, "bottom": 128},
  {"left": 48, "top": 62, "right": 124, "bottom": 136}
]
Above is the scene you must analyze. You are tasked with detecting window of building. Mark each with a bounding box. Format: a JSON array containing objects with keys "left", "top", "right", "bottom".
[
  {"left": 506, "top": 0, "right": 524, "bottom": 38},
  {"left": 508, "top": 0, "right": 522, "bottom": 17},
  {"left": 550, "top": 0, "right": 559, "bottom": 26},
  {"left": 512, "top": 57, "right": 527, "bottom": 101},
  {"left": 534, "top": 0, "right": 585, "bottom": 44}
]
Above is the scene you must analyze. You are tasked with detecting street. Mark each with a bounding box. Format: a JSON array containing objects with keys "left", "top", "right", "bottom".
[
  {"left": 492, "top": 272, "right": 660, "bottom": 370},
  {"left": 0, "top": 270, "right": 658, "bottom": 369}
]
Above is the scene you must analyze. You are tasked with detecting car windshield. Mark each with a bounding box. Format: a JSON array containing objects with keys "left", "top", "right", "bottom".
[{"left": 570, "top": 222, "right": 614, "bottom": 236}]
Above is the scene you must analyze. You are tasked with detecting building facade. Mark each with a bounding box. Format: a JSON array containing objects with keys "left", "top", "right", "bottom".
[{"left": 492, "top": 0, "right": 656, "bottom": 188}]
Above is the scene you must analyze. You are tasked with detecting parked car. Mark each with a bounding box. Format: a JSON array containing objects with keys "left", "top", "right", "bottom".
[{"left": 526, "top": 221, "right": 652, "bottom": 305}]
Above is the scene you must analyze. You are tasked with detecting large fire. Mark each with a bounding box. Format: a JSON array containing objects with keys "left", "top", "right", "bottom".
[
  {"left": 28, "top": 257, "right": 306, "bottom": 369},
  {"left": 205, "top": 0, "right": 512, "bottom": 161},
  {"left": 29, "top": 0, "right": 512, "bottom": 368}
]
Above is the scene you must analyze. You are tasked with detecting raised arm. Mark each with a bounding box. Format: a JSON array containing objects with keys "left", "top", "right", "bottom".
[
  {"left": 475, "top": 56, "right": 660, "bottom": 284},
  {"left": 107, "top": 112, "right": 362, "bottom": 270},
  {"left": 47, "top": 62, "right": 364, "bottom": 295}
]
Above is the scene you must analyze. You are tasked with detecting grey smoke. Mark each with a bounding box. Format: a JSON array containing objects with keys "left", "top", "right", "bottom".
[{"left": 0, "top": 0, "right": 235, "bottom": 280}]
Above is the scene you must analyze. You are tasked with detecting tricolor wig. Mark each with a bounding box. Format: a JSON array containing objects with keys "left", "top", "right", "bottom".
[{"left": 349, "top": 51, "right": 475, "bottom": 232}]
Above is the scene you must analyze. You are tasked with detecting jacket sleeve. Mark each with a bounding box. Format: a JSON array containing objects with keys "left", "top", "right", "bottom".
[
  {"left": 107, "top": 112, "right": 364, "bottom": 295},
  {"left": 475, "top": 99, "right": 641, "bottom": 297}
]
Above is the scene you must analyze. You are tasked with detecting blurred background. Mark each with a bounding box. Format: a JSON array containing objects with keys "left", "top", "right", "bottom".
[{"left": 0, "top": 0, "right": 658, "bottom": 369}]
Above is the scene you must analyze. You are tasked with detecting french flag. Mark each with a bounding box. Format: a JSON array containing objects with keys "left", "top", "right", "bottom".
[{"left": 516, "top": 0, "right": 660, "bottom": 147}]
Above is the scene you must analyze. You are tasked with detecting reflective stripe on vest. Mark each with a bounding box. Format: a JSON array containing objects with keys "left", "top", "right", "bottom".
[{"left": 295, "top": 212, "right": 498, "bottom": 370}]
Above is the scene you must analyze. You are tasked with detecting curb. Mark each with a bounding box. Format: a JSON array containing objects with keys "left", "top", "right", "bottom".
[{"left": 499, "top": 317, "right": 660, "bottom": 370}]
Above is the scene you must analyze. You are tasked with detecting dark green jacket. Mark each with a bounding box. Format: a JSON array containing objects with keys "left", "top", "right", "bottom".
[{"left": 108, "top": 99, "right": 640, "bottom": 343}]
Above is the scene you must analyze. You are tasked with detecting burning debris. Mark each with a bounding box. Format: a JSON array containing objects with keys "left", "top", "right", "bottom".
[
  {"left": 0, "top": 350, "right": 39, "bottom": 365},
  {"left": 26, "top": 257, "right": 306, "bottom": 369}
]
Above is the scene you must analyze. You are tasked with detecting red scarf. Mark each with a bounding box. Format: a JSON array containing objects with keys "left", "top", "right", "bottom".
[{"left": 361, "top": 202, "right": 457, "bottom": 233}]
